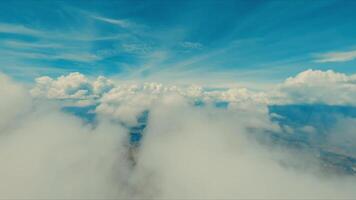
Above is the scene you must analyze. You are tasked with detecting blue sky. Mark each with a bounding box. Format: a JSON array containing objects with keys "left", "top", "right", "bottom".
[{"left": 0, "top": 0, "right": 355, "bottom": 84}]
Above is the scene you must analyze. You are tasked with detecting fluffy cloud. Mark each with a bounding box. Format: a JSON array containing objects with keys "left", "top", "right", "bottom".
[
  {"left": 0, "top": 73, "right": 31, "bottom": 130},
  {"left": 0, "top": 73, "right": 131, "bottom": 199},
  {"left": 30, "top": 69, "right": 356, "bottom": 122},
  {"left": 31, "top": 72, "right": 114, "bottom": 106},
  {"left": 1, "top": 72, "right": 356, "bottom": 199},
  {"left": 96, "top": 82, "right": 268, "bottom": 125},
  {"left": 31, "top": 69, "right": 356, "bottom": 118},
  {"left": 275, "top": 69, "right": 356, "bottom": 105},
  {"left": 132, "top": 95, "right": 356, "bottom": 199},
  {"left": 96, "top": 83, "right": 165, "bottom": 125},
  {"left": 31, "top": 72, "right": 268, "bottom": 124}
]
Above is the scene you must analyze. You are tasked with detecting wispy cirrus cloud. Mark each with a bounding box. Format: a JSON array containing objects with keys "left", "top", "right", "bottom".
[
  {"left": 0, "top": 23, "right": 43, "bottom": 36},
  {"left": 2, "top": 40, "right": 63, "bottom": 49},
  {"left": 91, "top": 15, "right": 131, "bottom": 28},
  {"left": 0, "top": 21, "right": 130, "bottom": 42},
  {"left": 313, "top": 50, "right": 356, "bottom": 63},
  {"left": 179, "top": 41, "right": 203, "bottom": 49},
  {"left": 0, "top": 48, "right": 102, "bottom": 63}
]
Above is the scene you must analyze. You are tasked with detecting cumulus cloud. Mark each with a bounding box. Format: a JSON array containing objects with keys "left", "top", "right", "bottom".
[
  {"left": 96, "top": 83, "right": 165, "bottom": 125},
  {"left": 2, "top": 70, "right": 356, "bottom": 199},
  {"left": 96, "top": 82, "right": 268, "bottom": 125},
  {"left": 274, "top": 69, "right": 356, "bottom": 105},
  {"left": 31, "top": 72, "right": 114, "bottom": 106},
  {"left": 31, "top": 69, "right": 356, "bottom": 119}
]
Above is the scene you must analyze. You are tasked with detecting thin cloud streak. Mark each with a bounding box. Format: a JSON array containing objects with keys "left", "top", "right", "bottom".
[
  {"left": 0, "top": 23, "right": 42, "bottom": 36},
  {"left": 314, "top": 50, "right": 356, "bottom": 63},
  {"left": 91, "top": 15, "right": 131, "bottom": 28}
]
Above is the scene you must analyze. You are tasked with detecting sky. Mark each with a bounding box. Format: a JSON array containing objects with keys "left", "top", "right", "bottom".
[{"left": 0, "top": 0, "right": 356, "bottom": 85}]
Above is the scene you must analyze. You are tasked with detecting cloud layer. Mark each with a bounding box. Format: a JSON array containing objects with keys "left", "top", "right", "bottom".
[
  {"left": 1, "top": 70, "right": 356, "bottom": 199},
  {"left": 32, "top": 69, "right": 356, "bottom": 109}
]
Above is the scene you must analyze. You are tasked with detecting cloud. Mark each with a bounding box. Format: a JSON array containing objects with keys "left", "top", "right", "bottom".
[
  {"left": 96, "top": 83, "right": 165, "bottom": 125},
  {"left": 179, "top": 41, "right": 203, "bottom": 49},
  {"left": 0, "top": 23, "right": 43, "bottom": 36},
  {"left": 91, "top": 15, "right": 131, "bottom": 28},
  {"left": 2, "top": 40, "right": 63, "bottom": 49},
  {"left": 32, "top": 69, "right": 356, "bottom": 109},
  {"left": 132, "top": 98, "right": 356, "bottom": 199},
  {"left": 274, "top": 69, "right": 356, "bottom": 105},
  {"left": 1, "top": 72, "right": 356, "bottom": 198},
  {"left": 314, "top": 50, "right": 356, "bottom": 63},
  {"left": 327, "top": 116, "right": 356, "bottom": 150},
  {"left": 31, "top": 72, "right": 114, "bottom": 106},
  {"left": 53, "top": 53, "right": 102, "bottom": 62},
  {"left": 0, "top": 73, "right": 132, "bottom": 198},
  {"left": 0, "top": 49, "right": 102, "bottom": 63},
  {"left": 121, "top": 43, "right": 152, "bottom": 54},
  {"left": 0, "top": 73, "right": 31, "bottom": 130},
  {"left": 31, "top": 72, "right": 269, "bottom": 124},
  {"left": 95, "top": 81, "right": 269, "bottom": 125}
]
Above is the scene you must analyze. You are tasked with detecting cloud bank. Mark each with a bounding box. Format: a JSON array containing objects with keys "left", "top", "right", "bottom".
[
  {"left": 32, "top": 69, "right": 356, "bottom": 109},
  {"left": 1, "top": 70, "right": 356, "bottom": 199}
]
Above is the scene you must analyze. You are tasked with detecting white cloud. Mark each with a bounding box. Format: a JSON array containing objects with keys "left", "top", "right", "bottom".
[
  {"left": 0, "top": 23, "right": 43, "bottom": 36},
  {"left": 31, "top": 72, "right": 114, "bottom": 106},
  {"left": 0, "top": 49, "right": 102, "bottom": 63},
  {"left": 2, "top": 40, "right": 63, "bottom": 49},
  {"left": 274, "top": 69, "right": 356, "bottom": 105},
  {"left": 327, "top": 117, "right": 356, "bottom": 150},
  {"left": 0, "top": 73, "right": 132, "bottom": 198},
  {"left": 52, "top": 53, "right": 102, "bottom": 62},
  {"left": 131, "top": 96, "right": 356, "bottom": 199},
  {"left": 31, "top": 72, "right": 92, "bottom": 100},
  {"left": 1, "top": 72, "right": 356, "bottom": 198},
  {"left": 314, "top": 50, "right": 356, "bottom": 63},
  {"left": 0, "top": 73, "right": 31, "bottom": 130},
  {"left": 31, "top": 69, "right": 356, "bottom": 109},
  {"left": 93, "top": 76, "right": 115, "bottom": 94},
  {"left": 91, "top": 15, "right": 130, "bottom": 28},
  {"left": 96, "top": 82, "right": 175, "bottom": 125},
  {"left": 95, "top": 82, "right": 268, "bottom": 125}
]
